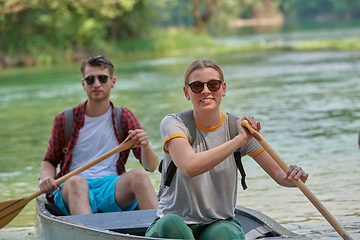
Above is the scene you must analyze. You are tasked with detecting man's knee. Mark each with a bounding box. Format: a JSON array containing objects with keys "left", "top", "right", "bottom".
[
  {"left": 126, "top": 169, "right": 151, "bottom": 183},
  {"left": 116, "top": 169, "right": 153, "bottom": 195},
  {"left": 64, "top": 175, "right": 88, "bottom": 187},
  {"left": 64, "top": 175, "right": 88, "bottom": 191},
  {"left": 62, "top": 175, "right": 89, "bottom": 205}
]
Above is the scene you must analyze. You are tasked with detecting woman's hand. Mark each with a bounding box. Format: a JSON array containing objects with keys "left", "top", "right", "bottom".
[
  {"left": 236, "top": 116, "right": 262, "bottom": 143},
  {"left": 242, "top": 116, "right": 261, "bottom": 132},
  {"left": 283, "top": 164, "right": 309, "bottom": 185}
]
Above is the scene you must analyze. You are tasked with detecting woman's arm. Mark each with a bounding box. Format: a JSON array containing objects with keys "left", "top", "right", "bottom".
[
  {"left": 253, "top": 150, "right": 309, "bottom": 187},
  {"left": 167, "top": 116, "right": 256, "bottom": 178},
  {"left": 167, "top": 136, "right": 245, "bottom": 178},
  {"left": 165, "top": 116, "right": 260, "bottom": 177}
]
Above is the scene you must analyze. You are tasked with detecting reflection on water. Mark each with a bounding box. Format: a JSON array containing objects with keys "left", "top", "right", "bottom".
[
  {"left": 1, "top": 32, "right": 360, "bottom": 240},
  {"left": 214, "top": 19, "right": 360, "bottom": 48}
]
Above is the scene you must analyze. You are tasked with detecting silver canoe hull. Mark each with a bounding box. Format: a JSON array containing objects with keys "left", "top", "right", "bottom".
[{"left": 35, "top": 196, "right": 311, "bottom": 240}]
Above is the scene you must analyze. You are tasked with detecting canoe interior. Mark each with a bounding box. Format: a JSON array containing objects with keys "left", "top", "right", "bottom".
[{"left": 36, "top": 196, "right": 311, "bottom": 240}]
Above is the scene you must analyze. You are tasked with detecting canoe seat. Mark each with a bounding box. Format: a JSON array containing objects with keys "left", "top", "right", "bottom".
[{"left": 59, "top": 209, "right": 157, "bottom": 236}]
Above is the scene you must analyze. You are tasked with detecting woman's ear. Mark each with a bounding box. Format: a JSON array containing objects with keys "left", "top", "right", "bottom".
[
  {"left": 183, "top": 86, "right": 191, "bottom": 100},
  {"left": 222, "top": 82, "right": 226, "bottom": 97}
]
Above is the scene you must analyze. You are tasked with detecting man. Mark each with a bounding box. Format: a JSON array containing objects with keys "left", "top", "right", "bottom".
[{"left": 39, "top": 55, "right": 159, "bottom": 215}]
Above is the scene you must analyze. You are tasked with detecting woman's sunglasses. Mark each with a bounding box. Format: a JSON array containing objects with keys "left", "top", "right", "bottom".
[
  {"left": 83, "top": 75, "right": 110, "bottom": 85},
  {"left": 186, "top": 80, "right": 223, "bottom": 94}
]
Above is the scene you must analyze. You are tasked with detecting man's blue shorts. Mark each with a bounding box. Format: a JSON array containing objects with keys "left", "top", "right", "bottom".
[{"left": 53, "top": 175, "right": 138, "bottom": 215}]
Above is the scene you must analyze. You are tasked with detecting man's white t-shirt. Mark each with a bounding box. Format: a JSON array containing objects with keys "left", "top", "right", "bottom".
[{"left": 70, "top": 107, "right": 119, "bottom": 178}]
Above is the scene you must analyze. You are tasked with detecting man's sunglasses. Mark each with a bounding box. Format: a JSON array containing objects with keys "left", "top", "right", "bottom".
[
  {"left": 83, "top": 75, "right": 110, "bottom": 85},
  {"left": 186, "top": 80, "right": 223, "bottom": 94}
]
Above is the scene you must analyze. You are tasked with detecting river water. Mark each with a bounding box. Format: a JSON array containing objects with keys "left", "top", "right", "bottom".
[{"left": 0, "top": 24, "right": 359, "bottom": 240}]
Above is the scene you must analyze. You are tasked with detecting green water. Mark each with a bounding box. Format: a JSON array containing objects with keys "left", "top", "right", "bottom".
[{"left": 1, "top": 27, "right": 360, "bottom": 239}]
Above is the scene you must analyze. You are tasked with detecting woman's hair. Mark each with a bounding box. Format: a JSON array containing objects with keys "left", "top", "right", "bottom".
[
  {"left": 184, "top": 58, "right": 224, "bottom": 85},
  {"left": 80, "top": 55, "right": 114, "bottom": 76}
]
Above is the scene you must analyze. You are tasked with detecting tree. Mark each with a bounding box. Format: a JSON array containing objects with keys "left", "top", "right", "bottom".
[
  {"left": 0, "top": 0, "right": 152, "bottom": 67},
  {"left": 192, "top": 0, "right": 219, "bottom": 33}
]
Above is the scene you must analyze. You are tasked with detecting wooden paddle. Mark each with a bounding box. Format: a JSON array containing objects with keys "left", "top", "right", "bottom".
[
  {"left": 241, "top": 120, "right": 353, "bottom": 240},
  {"left": 0, "top": 137, "right": 135, "bottom": 229}
]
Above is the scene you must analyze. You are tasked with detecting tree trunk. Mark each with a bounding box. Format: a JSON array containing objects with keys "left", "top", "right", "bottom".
[
  {"left": 192, "top": 0, "right": 219, "bottom": 33},
  {"left": 0, "top": 3, "right": 33, "bottom": 14}
]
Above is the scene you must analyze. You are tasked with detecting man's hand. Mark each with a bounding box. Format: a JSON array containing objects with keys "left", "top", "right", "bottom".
[
  {"left": 39, "top": 176, "right": 59, "bottom": 194},
  {"left": 128, "top": 129, "right": 149, "bottom": 148}
]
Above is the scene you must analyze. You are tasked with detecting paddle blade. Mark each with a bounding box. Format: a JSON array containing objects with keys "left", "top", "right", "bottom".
[{"left": 0, "top": 197, "right": 30, "bottom": 229}]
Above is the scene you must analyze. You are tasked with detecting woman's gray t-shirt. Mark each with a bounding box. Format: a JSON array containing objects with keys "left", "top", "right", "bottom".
[{"left": 157, "top": 112, "right": 263, "bottom": 224}]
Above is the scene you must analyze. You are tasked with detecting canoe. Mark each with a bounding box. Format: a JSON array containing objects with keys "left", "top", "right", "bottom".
[{"left": 35, "top": 195, "right": 311, "bottom": 240}]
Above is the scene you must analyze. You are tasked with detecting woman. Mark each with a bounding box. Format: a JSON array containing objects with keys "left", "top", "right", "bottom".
[{"left": 146, "top": 59, "right": 309, "bottom": 240}]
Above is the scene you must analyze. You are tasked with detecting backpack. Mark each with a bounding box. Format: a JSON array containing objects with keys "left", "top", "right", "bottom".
[
  {"left": 63, "top": 106, "right": 122, "bottom": 152},
  {"left": 159, "top": 109, "right": 248, "bottom": 190}
]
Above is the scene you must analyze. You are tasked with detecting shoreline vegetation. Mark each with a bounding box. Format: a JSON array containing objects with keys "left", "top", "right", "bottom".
[
  {"left": 2, "top": 0, "right": 360, "bottom": 70},
  {"left": 1, "top": 27, "right": 359, "bottom": 69}
]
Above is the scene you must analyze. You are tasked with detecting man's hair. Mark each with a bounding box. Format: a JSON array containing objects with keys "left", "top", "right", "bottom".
[
  {"left": 184, "top": 58, "right": 224, "bottom": 85},
  {"left": 80, "top": 55, "right": 115, "bottom": 76}
]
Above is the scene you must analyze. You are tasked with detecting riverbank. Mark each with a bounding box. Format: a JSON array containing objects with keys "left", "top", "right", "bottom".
[
  {"left": 1, "top": 26, "right": 360, "bottom": 69},
  {"left": 0, "top": 227, "right": 35, "bottom": 240}
]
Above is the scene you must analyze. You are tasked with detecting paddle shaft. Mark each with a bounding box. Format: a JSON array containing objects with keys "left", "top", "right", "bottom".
[
  {"left": 241, "top": 120, "right": 353, "bottom": 240},
  {"left": 0, "top": 138, "right": 135, "bottom": 229},
  {"left": 52, "top": 137, "right": 135, "bottom": 195},
  {"left": 55, "top": 138, "right": 135, "bottom": 184}
]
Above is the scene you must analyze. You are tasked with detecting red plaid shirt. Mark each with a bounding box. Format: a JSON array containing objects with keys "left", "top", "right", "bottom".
[{"left": 43, "top": 101, "right": 142, "bottom": 179}]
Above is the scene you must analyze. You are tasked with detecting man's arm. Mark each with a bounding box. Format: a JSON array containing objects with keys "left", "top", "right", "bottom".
[
  {"left": 39, "top": 161, "right": 59, "bottom": 193},
  {"left": 128, "top": 129, "right": 158, "bottom": 172},
  {"left": 140, "top": 144, "right": 158, "bottom": 172},
  {"left": 39, "top": 112, "right": 66, "bottom": 193}
]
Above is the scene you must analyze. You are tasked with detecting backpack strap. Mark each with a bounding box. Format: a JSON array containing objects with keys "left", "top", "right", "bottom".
[
  {"left": 63, "top": 108, "right": 73, "bottom": 153},
  {"left": 114, "top": 106, "right": 122, "bottom": 135},
  {"left": 114, "top": 106, "right": 125, "bottom": 141},
  {"left": 63, "top": 106, "right": 122, "bottom": 153},
  {"left": 227, "top": 113, "right": 247, "bottom": 190},
  {"left": 163, "top": 161, "right": 177, "bottom": 187}
]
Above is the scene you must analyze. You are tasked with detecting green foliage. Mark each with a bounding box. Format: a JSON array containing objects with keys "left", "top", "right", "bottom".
[
  {"left": 107, "top": 27, "right": 227, "bottom": 57},
  {"left": 105, "top": 26, "right": 271, "bottom": 60},
  {"left": 106, "top": 0, "right": 153, "bottom": 40},
  {"left": 149, "top": 1, "right": 193, "bottom": 27},
  {"left": 1, "top": 0, "right": 360, "bottom": 68},
  {"left": 0, "top": 0, "right": 152, "bottom": 66}
]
